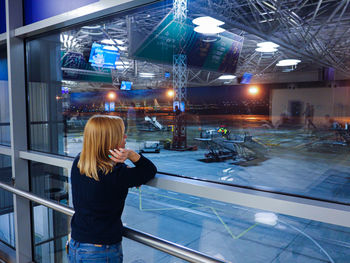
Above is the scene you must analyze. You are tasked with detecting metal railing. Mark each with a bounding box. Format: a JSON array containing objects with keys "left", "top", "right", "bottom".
[{"left": 0, "top": 181, "right": 226, "bottom": 263}]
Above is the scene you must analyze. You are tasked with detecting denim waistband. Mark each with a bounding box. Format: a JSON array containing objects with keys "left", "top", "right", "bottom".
[{"left": 70, "top": 238, "right": 121, "bottom": 249}]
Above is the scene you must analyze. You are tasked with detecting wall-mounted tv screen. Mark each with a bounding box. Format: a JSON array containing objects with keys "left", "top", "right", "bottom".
[
  {"left": 121, "top": 81, "right": 132, "bottom": 90},
  {"left": 241, "top": 72, "right": 253, "bottom": 84},
  {"left": 89, "top": 42, "right": 120, "bottom": 69}
]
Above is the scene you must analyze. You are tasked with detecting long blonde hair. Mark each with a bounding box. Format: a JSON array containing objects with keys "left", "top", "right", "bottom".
[{"left": 78, "top": 115, "right": 125, "bottom": 181}]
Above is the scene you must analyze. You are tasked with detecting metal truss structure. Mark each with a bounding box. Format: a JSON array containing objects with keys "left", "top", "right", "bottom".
[
  {"left": 173, "top": 54, "right": 188, "bottom": 102},
  {"left": 173, "top": 0, "right": 188, "bottom": 103},
  {"left": 59, "top": 0, "right": 350, "bottom": 91},
  {"left": 196, "top": 0, "right": 350, "bottom": 77}
]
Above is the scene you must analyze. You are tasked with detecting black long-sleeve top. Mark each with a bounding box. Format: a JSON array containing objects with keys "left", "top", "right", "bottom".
[{"left": 70, "top": 154, "right": 157, "bottom": 244}]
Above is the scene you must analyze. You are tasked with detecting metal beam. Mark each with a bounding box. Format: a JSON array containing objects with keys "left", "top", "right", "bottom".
[
  {"left": 0, "top": 146, "right": 11, "bottom": 156},
  {"left": 6, "top": 0, "right": 33, "bottom": 261},
  {"left": 0, "top": 33, "right": 6, "bottom": 45}
]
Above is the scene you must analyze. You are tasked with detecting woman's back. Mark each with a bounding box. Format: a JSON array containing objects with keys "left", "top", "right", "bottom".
[{"left": 71, "top": 154, "right": 156, "bottom": 245}]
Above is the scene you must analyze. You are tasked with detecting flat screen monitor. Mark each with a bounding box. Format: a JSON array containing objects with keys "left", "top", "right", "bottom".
[
  {"left": 241, "top": 73, "right": 253, "bottom": 84},
  {"left": 104, "top": 102, "right": 110, "bottom": 112},
  {"left": 173, "top": 101, "right": 185, "bottom": 112},
  {"left": 120, "top": 81, "right": 132, "bottom": 90},
  {"left": 89, "top": 42, "right": 120, "bottom": 69}
]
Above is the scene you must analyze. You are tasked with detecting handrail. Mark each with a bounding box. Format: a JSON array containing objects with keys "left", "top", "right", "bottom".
[{"left": 0, "top": 181, "right": 226, "bottom": 263}]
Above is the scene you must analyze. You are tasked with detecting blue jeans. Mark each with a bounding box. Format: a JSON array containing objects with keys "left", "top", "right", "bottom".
[{"left": 68, "top": 238, "right": 123, "bottom": 263}]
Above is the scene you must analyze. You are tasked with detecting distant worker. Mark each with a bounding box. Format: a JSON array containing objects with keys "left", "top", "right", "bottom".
[
  {"left": 217, "top": 126, "right": 230, "bottom": 138},
  {"left": 174, "top": 105, "right": 182, "bottom": 116},
  {"left": 304, "top": 103, "right": 316, "bottom": 130},
  {"left": 68, "top": 115, "right": 157, "bottom": 262}
]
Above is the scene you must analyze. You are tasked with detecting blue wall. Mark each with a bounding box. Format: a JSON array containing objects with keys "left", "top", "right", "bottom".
[
  {"left": 0, "top": 0, "right": 5, "bottom": 33},
  {"left": 24, "top": 0, "right": 99, "bottom": 25}
]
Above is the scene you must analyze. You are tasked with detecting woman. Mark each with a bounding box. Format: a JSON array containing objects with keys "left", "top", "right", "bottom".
[{"left": 68, "top": 115, "right": 157, "bottom": 262}]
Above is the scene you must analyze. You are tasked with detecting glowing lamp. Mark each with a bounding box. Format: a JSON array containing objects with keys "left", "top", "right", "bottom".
[
  {"left": 255, "top": 41, "right": 279, "bottom": 53},
  {"left": 218, "top": 75, "right": 236, "bottom": 80},
  {"left": 249, "top": 86, "right": 258, "bottom": 95},
  {"left": 107, "top": 92, "right": 116, "bottom": 100},
  {"left": 276, "top": 59, "right": 301, "bottom": 67},
  {"left": 167, "top": 90, "right": 174, "bottom": 97},
  {"left": 193, "top": 16, "right": 225, "bottom": 35}
]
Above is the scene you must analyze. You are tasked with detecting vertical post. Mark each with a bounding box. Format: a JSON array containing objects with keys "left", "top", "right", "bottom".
[
  {"left": 172, "top": 0, "right": 188, "bottom": 150},
  {"left": 5, "top": 0, "right": 33, "bottom": 262}
]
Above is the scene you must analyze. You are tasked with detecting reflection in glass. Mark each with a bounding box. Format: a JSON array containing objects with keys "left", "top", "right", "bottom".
[
  {"left": 0, "top": 155, "right": 15, "bottom": 248},
  {"left": 29, "top": 162, "right": 350, "bottom": 262},
  {"left": 26, "top": 0, "right": 350, "bottom": 204},
  {"left": 0, "top": 47, "right": 10, "bottom": 146},
  {"left": 124, "top": 185, "right": 350, "bottom": 263}
]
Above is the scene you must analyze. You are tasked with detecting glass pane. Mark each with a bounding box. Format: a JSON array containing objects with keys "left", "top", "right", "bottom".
[
  {"left": 29, "top": 162, "right": 350, "bottom": 263},
  {"left": 0, "top": 154, "right": 15, "bottom": 248},
  {"left": 30, "top": 161, "right": 70, "bottom": 205},
  {"left": 0, "top": 46, "right": 10, "bottom": 146},
  {"left": 32, "top": 204, "right": 70, "bottom": 263},
  {"left": 124, "top": 185, "right": 350, "bottom": 263},
  {"left": 30, "top": 162, "right": 70, "bottom": 262},
  {"left": 25, "top": 0, "right": 350, "bottom": 203},
  {"left": 32, "top": 206, "right": 189, "bottom": 263}
]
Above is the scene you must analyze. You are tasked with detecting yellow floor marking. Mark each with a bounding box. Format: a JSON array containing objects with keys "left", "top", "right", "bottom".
[{"left": 136, "top": 188, "right": 258, "bottom": 240}]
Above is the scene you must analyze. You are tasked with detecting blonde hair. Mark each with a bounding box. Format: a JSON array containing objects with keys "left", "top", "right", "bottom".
[{"left": 78, "top": 115, "right": 125, "bottom": 181}]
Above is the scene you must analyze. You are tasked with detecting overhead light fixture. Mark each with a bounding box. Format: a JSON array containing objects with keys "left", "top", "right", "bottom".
[
  {"left": 115, "top": 61, "right": 130, "bottom": 65},
  {"left": 103, "top": 45, "right": 119, "bottom": 51},
  {"left": 60, "top": 34, "right": 78, "bottom": 49},
  {"left": 255, "top": 41, "right": 279, "bottom": 52},
  {"left": 194, "top": 26, "right": 225, "bottom": 34},
  {"left": 254, "top": 212, "right": 278, "bottom": 226},
  {"left": 101, "top": 39, "right": 124, "bottom": 45},
  {"left": 81, "top": 25, "right": 101, "bottom": 30},
  {"left": 117, "top": 46, "right": 127, "bottom": 51},
  {"left": 276, "top": 59, "right": 301, "bottom": 67},
  {"left": 218, "top": 75, "right": 236, "bottom": 80},
  {"left": 193, "top": 16, "right": 224, "bottom": 26},
  {"left": 139, "top": 72, "right": 155, "bottom": 78},
  {"left": 193, "top": 16, "right": 225, "bottom": 35}
]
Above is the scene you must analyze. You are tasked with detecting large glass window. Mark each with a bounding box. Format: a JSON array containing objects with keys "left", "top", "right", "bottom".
[
  {"left": 0, "top": 154, "right": 15, "bottom": 249},
  {"left": 0, "top": 46, "right": 10, "bottom": 146},
  {"left": 28, "top": 162, "right": 350, "bottom": 262},
  {"left": 26, "top": 1, "right": 350, "bottom": 204}
]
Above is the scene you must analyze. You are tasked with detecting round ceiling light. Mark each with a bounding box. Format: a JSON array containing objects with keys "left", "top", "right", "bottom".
[
  {"left": 255, "top": 41, "right": 279, "bottom": 52},
  {"left": 276, "top": 59, "right": 301, "bottom": 67},
  {"left": 192, "top": 16, "right": 225, "bottom": 27},
  {"left": 194, "top": 26, "right": 225, "bottom": 34},
  {"left": 193, "top": 16, "right": 225, "bottom": 35}
]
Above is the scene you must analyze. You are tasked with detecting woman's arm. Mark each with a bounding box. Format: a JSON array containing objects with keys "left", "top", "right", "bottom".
[{"left": 109, "top": 149, "right": 157, "bottom": 188}]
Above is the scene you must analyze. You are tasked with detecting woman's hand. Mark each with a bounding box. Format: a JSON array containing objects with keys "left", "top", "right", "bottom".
[
  {"left": 108, "top": 148, "right": 141, "bottom": 163},
  {"left": 108, "top": 148, "right": 130, "bottom": 163}
]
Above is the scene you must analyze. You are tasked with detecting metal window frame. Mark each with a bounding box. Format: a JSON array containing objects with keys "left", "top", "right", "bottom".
[
  {"left": 0, "top": 33, "right": 6, "bottom": 45},
  {"left": 0, "top": 146, "right": 11, "bottom": 156},
  {"left": 14, "top": 0, "right": 162, "bottom": 38},
  {"left": 19, "top": 150, "right": 350, "bottom": 228},
  {"left": 1, "top": 0, "right": 350, "bottom": 261}
]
